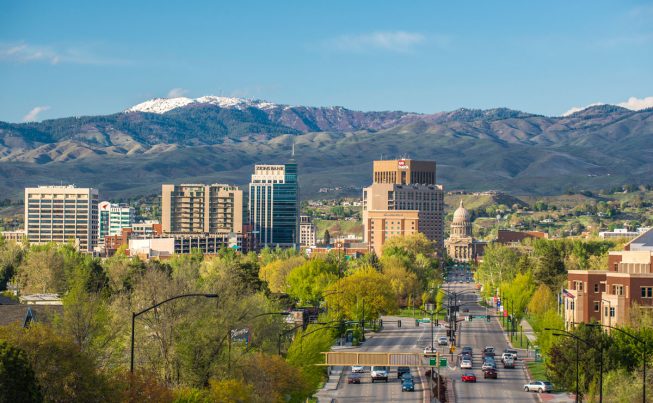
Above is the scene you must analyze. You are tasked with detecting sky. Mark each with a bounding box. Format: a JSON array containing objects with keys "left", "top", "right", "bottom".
[{"left": 1, "top": 0, "right": 652, "bottom": 122}]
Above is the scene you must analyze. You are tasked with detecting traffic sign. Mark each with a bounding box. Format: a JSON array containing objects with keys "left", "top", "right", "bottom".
[
  {"left": 429, "top": 357, "right": 436, "bottom": 366},
  {"left": 440, "top": 357, "right": 448, "bottom": 367}
]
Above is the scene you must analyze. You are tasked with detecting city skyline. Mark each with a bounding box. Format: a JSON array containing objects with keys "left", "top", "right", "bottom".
[{"left": 1, "top": 1, "right": 652, "bottom": 122}]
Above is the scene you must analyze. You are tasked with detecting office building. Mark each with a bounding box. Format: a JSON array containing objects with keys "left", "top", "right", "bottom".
[
  {"left": 362, "top": 159, "right": 444, "bottom": 255},
  {"left": 25, "top": 185, "right": 99, "bottom": 252},
  {"left": 248, "top": 163, "right": 299, "bottom": 248},
  {"left": 564, "top": 228, "right": 653, "bottom": 328},
  {"left": 299, "top": 215, "right": 316, "bottom": 247},
  {"left": 128, "top": 232, "right": 243, "bottom": 259},
  {"left": 161, "top": 184, "right": 243, "bottom": 234},
  {"left": 98, "top": 201, "right": 135, "bottom": 243}
]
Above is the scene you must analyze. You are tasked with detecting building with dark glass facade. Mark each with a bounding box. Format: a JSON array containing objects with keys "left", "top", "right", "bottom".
[{"left": 248, "top": 163, "right": 299, "bottom": 248}]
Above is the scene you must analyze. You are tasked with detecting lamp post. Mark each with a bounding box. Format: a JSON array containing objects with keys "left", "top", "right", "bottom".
[
  {"left": 588, "top": 323, "right": 649, "bottom": 403},
  {"left": 130, "top": 293, "right": 218, "bottom": 373},
  {"left": 546, "top": 327, "right": 604, "bottom": 403}
]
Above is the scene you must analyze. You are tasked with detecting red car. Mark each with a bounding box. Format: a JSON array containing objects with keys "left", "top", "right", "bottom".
[{"left": 461, "top": 372, "right": 477, "bottom": 383}]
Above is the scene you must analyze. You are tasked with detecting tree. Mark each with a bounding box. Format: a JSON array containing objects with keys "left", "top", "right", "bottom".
[
  {"left": 15, "top": 245, "right": 66, "bottom": 294},
  {"left": 381, "top": 233, "right": 434, "bottom": 259},
  {"left": 0, "top": 240, "right": 23, "bottom": 291},
  {"left": 0, "top": 340, "right": 42, "bottom": 403},
  {"left": 324, "top": 267, "right": 397, "bottom": 321},
  {"left": 532, "top": 240, "right": 566, "bottom": 290},
  {"left": 323, "top": 230, "right": 331, "bottom": 246},
  {"left": 381, "top": 261, "right": 421, "bottom": 306},
  {"left": 207, "top": 379, "right": 253, "bottom": 403},
  {"left": 475, "top": 244, "right": 520, "bottom": 297},
  {"left": 286, "top": 259, "right": 338, "bottom": 306},
  {"left": 286, "top": 322, "right": 335, "bottom": 394},
  {"left": 527, "top": 284, "right": 556, "bottom": 317},
  {"left": 236, "top": 352, "right": 309, "bottom": 402},
  {"left": 258, "top": 256, "right": 305, "bottom": 293}
]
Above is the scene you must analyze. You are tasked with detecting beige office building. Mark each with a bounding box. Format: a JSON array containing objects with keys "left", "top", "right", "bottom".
[
  {"left": 25, "top": 185, "right": 99, "bottom": 252},
  {"left": 363, "top": 159, "right": 445, "bottom": 255},
  {"left": 299, "top": 215, "right": 316, "bottom": 247},
  {"left": 161, "top": 184, "right": 243, "bottom": 234}
]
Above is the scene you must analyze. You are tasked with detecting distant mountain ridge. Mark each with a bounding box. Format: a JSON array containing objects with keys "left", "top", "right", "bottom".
[{"left": 0, "top": 97, "right": 652, "bottom": 198}]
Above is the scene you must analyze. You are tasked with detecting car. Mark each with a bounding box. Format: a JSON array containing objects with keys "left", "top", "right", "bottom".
[
  {"left": 460, "top": 352, "right": 472, "bottom": 362},
  {"left": 401, "top": 372, "right": 414, "bottom": 382},
  {"left": 438, "top": 336, "right": 448, "bottom": 346},
  {"left": 524, "top": 380, "right": 553, "bottom": 393},
  {"left": 462, "top": 307, "right": 469, "bottom": 313},
  {"left": 503, "top": 357, "right": 515, "bottom": 368},
  {"left": 421, "top": 317, "right": 431, "bottom": 323},
  {"left": 503, "top": 349, "right": 518, "bottom": 360},
  {"left": 402, "top": 379, "right": 415, "bottom": 392},
  {"left": 460, "top": 359, "right": 473, "bottom": 369},
  {"left": 461, "top": 372, "right": 477, "bottom": 383},
  {"left": 424, "top": 346, "right": 437, "bottom": 356},
  {"left": 462, "top": 346, "right": 473, "bottom": 355},
  {"left": 347, "top": 373, "right": 362, "bottom": 384},
  {"left": 351, "top": 365, "right": 365, "bottom": 373},
  {"left": 397, "top": 367, "right": 410, "bottom": 379},
  {"left": 371, "top": 366, "right": 388, "bottom": 383},
  {"left": 483, "top": 368, "right": 498, "bottom": 379},
  {"left": 483, "top": 346, "right": 495, "bottom": 354},
  {"left": 501, "top": 352, "right": 518, "bottom": 363},
  {"left": 481, "top": 361, "right": 496, "bottom": 370}
]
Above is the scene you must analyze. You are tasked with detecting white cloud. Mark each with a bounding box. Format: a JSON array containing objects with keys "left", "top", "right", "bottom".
[
  {"left": 167, "top": 88, "right": 189, "bottom": 98},
  {"left": 326, "top": 31, "right": 428, "bottom": 53},
  {"left": 617, "top": 96, "right": 653, "bottom": 111},
  {"left": 0, "top": 42, "right": 125, "bottom": 65},
  {"left": 22, "top": 106, "right": 50, "bottom": 122},
  {"left": 562, "top": 96, "right": 653, "bottom": 116}
]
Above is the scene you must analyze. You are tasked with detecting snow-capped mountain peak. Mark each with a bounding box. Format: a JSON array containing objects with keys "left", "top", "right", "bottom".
[{"left": 126, "top": 96, "right": 281, "bottom": 114}]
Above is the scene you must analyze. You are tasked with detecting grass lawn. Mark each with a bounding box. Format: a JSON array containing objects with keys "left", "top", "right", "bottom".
[{"left": 397, "top": 308, "right": 446, "bottom": 321}]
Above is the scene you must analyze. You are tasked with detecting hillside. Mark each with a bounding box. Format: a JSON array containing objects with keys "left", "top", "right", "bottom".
[{"left": 1, "top": 97, "right": 652, "bottom": 199}]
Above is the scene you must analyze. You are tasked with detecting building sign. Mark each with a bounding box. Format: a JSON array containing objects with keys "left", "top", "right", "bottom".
[
  {"left": 398, "top": 159, "right": 409, "bottom": 170},
  {"left": 231, "top": 328, "right": 250, "bottom": 344}
]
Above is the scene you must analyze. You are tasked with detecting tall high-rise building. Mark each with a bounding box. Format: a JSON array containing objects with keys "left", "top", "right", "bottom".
[
  {"left": 299, "top": 215, "right": 316, "bottom": 247},
  {"left": 25, "top": 185, "right": 99, "bottom": 252},
  {"left": 161, "top": 184, "right": 243, "bottom": 234},
  {"left": 248, "top": 163, "right": 299, "bottom": 248},
  {"left": 98, "top": 201, "right": 135, "bottom": 243},
  {"left": 362, "top": 159, "right": 444, "bottom": 255}
]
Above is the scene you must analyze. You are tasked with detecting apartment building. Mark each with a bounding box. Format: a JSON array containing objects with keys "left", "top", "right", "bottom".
[
  {"left": 24, "top": 185, "right": 99, "bottom": 252},
  {"left": 299, "top": 215, "right": 316, "bottom": 247},
  {"left": 248, "top": 163, "right": 299, "bottom": 248},
  {"left": 564, "top": 228, "right": 653, "bottom": 328},
  {"left": 161, "top": 184, "right": 243, "bottom": 234},
  {"left": 362, "top": 159, "right": 444, "bottom": 255}
]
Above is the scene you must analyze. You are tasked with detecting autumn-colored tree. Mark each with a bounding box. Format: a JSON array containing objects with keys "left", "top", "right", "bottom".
[
  {"left": 207, "top": 379, "right": 253, "bottom": 403},
  {"left": 258, "top": 256, "right": 305, "bottom": 293},
  {"left": 324, "top": 267, "right": 397, "bottom": 320},
  {"left": 236, "top": 352, "right": 309, "bottom": 402}
]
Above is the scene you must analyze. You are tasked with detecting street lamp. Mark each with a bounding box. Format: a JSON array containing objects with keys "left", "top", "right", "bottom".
[
  {"left": 545, "top": 327, "right": 604, "bottom": 403},
  {"left": 588, "top": 323, "right": 649, "bottom": 403},
  {"left": 130, "top": 293, "right": 218, "bottom": 373}
]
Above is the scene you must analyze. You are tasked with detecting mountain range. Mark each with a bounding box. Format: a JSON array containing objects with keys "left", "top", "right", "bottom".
[{"left": 1, "top": 96, "right": 652, "bottom": 199}]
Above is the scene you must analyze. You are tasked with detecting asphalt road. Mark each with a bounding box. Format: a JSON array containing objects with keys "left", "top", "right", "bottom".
[
  {"left": 445, "top": 273, "right": 537, "bottom": 402},
  {"left": 333, "top": 315, "right": 440, "bottom": 402}
]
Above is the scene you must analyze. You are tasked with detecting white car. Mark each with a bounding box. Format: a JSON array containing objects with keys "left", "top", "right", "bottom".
[
  {"left": 351, "top": 365, "right": 365, "bottom": 373},
  {"left": 424, "top": 346, "right": 437, "bottom": 356},
  {"left": 371, "top": 366, "right": 388, "bottom": 383},
  {"left": 460, "top": 359, "right": 473, "bottom": 369},
  {"left": 438, "top": 336, "right": 448, "bottom": 346}
]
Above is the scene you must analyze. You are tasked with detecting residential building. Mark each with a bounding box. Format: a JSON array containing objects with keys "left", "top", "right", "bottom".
[
  {"left": 161, "top": 184, "right": 244, "bottom": 234},
  {"left": 299, "top": 215, "right": 316, "bottom": 247},
  {"left": 128, "top": 232, "right": 243, "bottom": 259},
  {"left": 25, "top": 185, "right": 99, "bottom": 252},
  {"left": 445, "top": 201, "right": 487, "bottom": 262},
  {"left": 248, "top": 163, "right": 299, "bottom": 248},
  {"left": 98, "top": 201, "right": 135, "bottom": 243},
  {"left": 1, "top": 230, "right": 25, "bottom": 243},
  {"left": 362, "top": 159, "right": 444, "bottom": 255},
  {"left": 564, "top": 229, "right": 653, "bottom": 328}
]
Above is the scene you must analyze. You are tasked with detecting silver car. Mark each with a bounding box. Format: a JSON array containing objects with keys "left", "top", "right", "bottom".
[{"left": 524, "top": 381, "right": 553, "bottom": 393}]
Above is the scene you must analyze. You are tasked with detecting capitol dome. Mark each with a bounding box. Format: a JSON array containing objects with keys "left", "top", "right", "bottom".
[{"left": 452, "top": 200, "right": 471, "bottom": 224}]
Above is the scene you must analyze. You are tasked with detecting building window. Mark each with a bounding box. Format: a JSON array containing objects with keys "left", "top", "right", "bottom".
[
  {"left": 570, "top": 301, "right": 575, "bottom": 310},
  {"left": 641, "top": 287, "right": 653, "bottom": 298},
  {"left": 594, "top": 283, "right": 599, "bottom": 293},
  {"left": 612, "top": 285, "right": 624, "bottom": 296},
  {"left": 604, "top": 306, "right": 609, "bottom": 316},
  {"left": 594, "top": 301, "right": 600, "bottom": 312},
  {"left": 610, "top": 307, "right": 615, "bottom": 317}
]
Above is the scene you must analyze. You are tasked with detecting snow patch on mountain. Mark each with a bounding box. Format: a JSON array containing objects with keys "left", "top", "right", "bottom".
[{"left": 126, "top": 96, "right": 281, "bottom": 114}]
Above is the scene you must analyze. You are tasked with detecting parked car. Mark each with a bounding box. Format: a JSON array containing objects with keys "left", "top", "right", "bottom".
[
  {"left": 483, "top": 368, "right": 498, "bottom": 379},
  {"left": 347, "top": 373, "right": 362, "bottom": 384},
  {"left": 424, "top": 346, "right": 437, "bottom": 356},
  {"left": 351, "top": 365, "right": 365, "bottom": 373},
  {"left": 524, "top": 381, "right": 553, "bottom": 393},
  {"left": 397, "top": 367, "right": 410, "bottom": 379},
  {"left": 503, "top": 357, "right": 515, "bottom": 368},
  {"left": 438, "top": 336, "right": 448, "bottom": 346},
  {"left": 460, "top": 359, "right": 473, "bottom": 369},
  {"left": 371, "top": 366, "right": 388, "bottom": 383},
  {"left": 461, "top": 372, "right": 477, "bottom": 383},
  {"left": 402, "top": 379, "right": 415, "bottom": 392}
]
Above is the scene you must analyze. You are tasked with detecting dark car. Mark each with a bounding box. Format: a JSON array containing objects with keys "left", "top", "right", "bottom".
[
  {"left": 397, "top": 367, "right": 410, "bottom": 379},
  {"left": 401, "top": 372, "right": 414, "bottom": 382},
  {"left": 347, "top": 373, "right": 362, "bottom": 384},
  {"left": 483, "top": 368, "right": 498, "bottom": 379},
  {"left": 402, "top": 379, "right": 415, "bottom": 392},
  {"left": 462, "top": 307, "right": 469, "bottom": 313},
  {"left": 462, "top": 346, "right": 473, "bottom": 354}
]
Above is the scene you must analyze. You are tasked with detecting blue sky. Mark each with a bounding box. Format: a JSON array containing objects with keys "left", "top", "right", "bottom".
[{"left": 1, "top": 0, "right": 652, "bottom": 122}]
